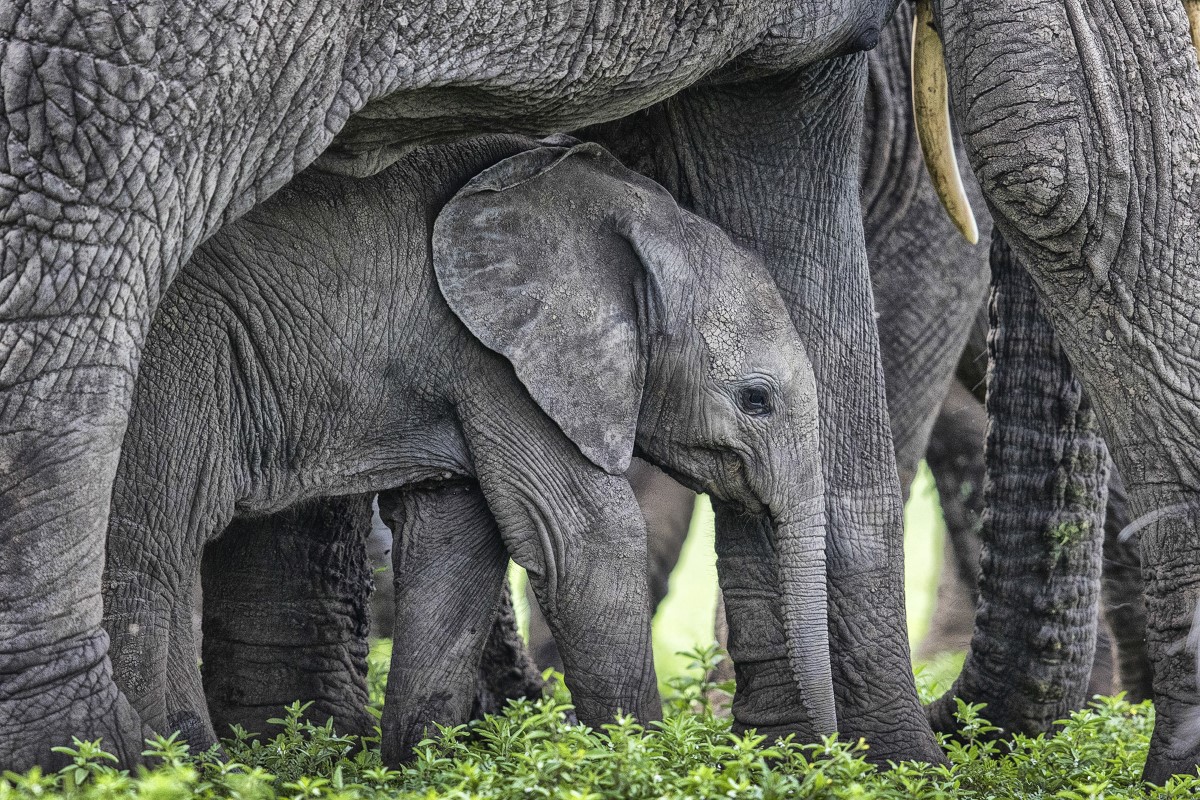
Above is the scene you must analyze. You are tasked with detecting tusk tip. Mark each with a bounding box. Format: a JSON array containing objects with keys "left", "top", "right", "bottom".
[{"left": 959, "top": 213, "right": 980, "bottom": 245}]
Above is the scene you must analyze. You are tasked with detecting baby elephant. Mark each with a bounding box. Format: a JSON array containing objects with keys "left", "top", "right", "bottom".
[{"left": 103, "top": 136, "right": 831, "bottom": 759}]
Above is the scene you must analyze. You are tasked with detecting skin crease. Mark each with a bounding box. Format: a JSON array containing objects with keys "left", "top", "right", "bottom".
[
  {"left": 100, "top": 137, "right": 833, "bottom": 759},
  {"left": 933, "top": 0, "right": 1200, "bottom": 781},
  {"left": 538, "top": 0, "right": 1148, "bottom": 731},
  {"left": 0, "top": 0, "right": 900, "bottom": 768},
  {"left": 580, "top": 53, "right": 943, "bottom": 766},
  {"left": 522, "top": 0, "right": 994, "bottom": 675}
]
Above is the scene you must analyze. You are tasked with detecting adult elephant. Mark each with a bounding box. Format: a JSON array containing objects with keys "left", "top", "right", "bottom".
[
  {"left": 0, "top": 0, "right": 933, "bottom": 769},
  {"left": 916, "top": 0, "right": 1200, "bottom": 781},
  {"left": 522, "top": 0, "right": 994, "bottom": 677}
]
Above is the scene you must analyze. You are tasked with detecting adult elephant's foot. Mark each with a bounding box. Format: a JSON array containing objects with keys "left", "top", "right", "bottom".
[
  {"left": 1141, "top": 592, "right": 1200, "bottom": 784},
  {"left": 1, "top": 353, "right": 153, "bottom": 769},
  {"left": 0, "top": 636, "right": 149, "bottom": 769},
  {"left": 1144, "top": 683, "right": 1200, "bottom": 784},
  {"left": 1138, "top": 521, "right": 1200, "bottom": 785}
]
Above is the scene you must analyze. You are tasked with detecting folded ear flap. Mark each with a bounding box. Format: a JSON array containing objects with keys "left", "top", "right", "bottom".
[{"left": 433, "top": 142, "right": 683, "bottom": 475}]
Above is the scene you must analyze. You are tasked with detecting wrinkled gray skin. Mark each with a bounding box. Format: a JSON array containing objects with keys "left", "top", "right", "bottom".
[
  {"left": 101, "top": 138, "right": 833, "bottom": 760},
  {"left": 534, "top": 2, "right": 1153, "bottom": 727},
  {"left": 1, "top": 0, "right": 940, "bottom": 769},
  {"left": 522, "top": 460, "right": 694, "bottom": 673},
  {"left": 927, "top": 232, "right": 1113, "bottom": 737},
  {"left": 916, "top": 325, "right": 1150, "bottom": 706},
  {"left": 522, "top": 1, "right": 996, "bottom": 674},
  {"left": 197, "top": 494, "right": 545, "bottom": 743},
  {"left": 375, "top": 481, "right": 546, "bottom": 764},
  {"left": 364, "top": 460, "right": 692, "bottom": 674},
  {"left": 198, "top": 496, "right": 377, "bottom": 740},
  {"left": 933, "top": 0, "right": 1200, "bottom": 780}
]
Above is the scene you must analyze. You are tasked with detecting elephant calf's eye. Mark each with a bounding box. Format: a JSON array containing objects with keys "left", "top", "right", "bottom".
[{"left": 738, "top": 385, "right": 772, "bottom": 417}]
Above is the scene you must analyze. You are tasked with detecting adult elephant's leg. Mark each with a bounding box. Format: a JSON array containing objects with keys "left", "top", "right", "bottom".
[
  {"left": 934, "top": 0, "right": 1200, "bottom": 779},
  {"left": 0, "top": 8, "right": 355, "bottom": 766},
  {"left": 0, "top": 234, "right": 162, "bottom": 768},
  {"left": 103, "top": 319, "right": 239, "bottom": 748},
  {"left": 927, "top": 233, "right": 1108, "bottom": 735},
  {"left": 201, "top": 496, "right": 374, "bottom": 740},
  {"left": 607, "top": 56, "right": 941, "bottom": 762},
  {"left": 1101, "top": 469, "right": 1151, "bottom": 702},
  {"left": 916, "top": 381, "right": 986, "bottom": 659}
]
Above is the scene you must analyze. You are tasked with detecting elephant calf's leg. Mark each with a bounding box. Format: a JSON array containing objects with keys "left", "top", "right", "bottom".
[
  {"left": 472, "top": 582, "right": 545, "bottom": 716},
  {"left": 200, "top": 496, "right": 374, "bottom": 740},
  {"left": 377, "top": 482, "right": 512, "bottom": 766},
  {"left": 927, "top": 233, "right": 1107, "bottom": 737},
  {"left": 525, "top": 457, "right": 694, "bottom": 671}
]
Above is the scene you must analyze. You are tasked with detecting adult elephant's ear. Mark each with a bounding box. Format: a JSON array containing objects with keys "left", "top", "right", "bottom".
[{"left": 433, "top": 142, "right": 683, "bottom": 475}]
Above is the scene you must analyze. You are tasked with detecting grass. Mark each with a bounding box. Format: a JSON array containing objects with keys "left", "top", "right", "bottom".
[
  {"left": 6, "top": 464, "right": 1192, "bottom": 797},
  {"left": 6, "top": 648, "right": 1196, "bottom": 799}
]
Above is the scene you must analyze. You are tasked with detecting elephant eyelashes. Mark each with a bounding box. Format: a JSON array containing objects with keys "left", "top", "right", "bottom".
[{"left": 737, "top": 385, "right": 773, "bottom": 416}]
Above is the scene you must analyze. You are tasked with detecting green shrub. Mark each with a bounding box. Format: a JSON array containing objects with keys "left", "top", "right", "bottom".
[{"left": 3, "top": 644, "right": 1197, "bottom": 799}]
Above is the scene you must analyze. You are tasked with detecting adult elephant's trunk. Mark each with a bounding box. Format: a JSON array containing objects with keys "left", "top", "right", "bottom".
[
  {"left": 916, "top": 0, "right": 1200, "bottom": 781},
  {"left": 926, "top": 230, "right": 1108, "bottom": 737}
]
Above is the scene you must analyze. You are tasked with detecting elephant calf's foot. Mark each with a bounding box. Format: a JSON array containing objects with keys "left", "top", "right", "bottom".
[{"left": 0, "top": 643, "right": 150, "bottom": 770}]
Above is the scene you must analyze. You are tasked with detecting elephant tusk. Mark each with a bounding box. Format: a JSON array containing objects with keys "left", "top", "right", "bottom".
[
  {"left": 911, "top": 0, "right": 979, "bottom": 245},
  {"left": 1186, "top": 0, "right": 1200, "bottom": 65}
]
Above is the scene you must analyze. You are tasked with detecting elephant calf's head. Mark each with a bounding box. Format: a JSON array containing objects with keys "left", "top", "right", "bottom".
[{"left": 433, "top": 139, "right": 835, "bottom": 738}]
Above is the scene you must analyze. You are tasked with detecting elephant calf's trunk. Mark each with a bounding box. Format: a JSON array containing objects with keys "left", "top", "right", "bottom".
[{"left": 773, "top": 501, "right": 837, "bottom": 735}]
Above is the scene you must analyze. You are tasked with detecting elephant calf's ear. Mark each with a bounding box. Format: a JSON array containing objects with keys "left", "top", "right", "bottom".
[{"left": 433, "top": 143, "right": 676, "bottom": 476}]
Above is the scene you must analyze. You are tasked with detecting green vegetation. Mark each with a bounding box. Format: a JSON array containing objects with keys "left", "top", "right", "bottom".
[
  {"left": 1048, "top": 520, "right": 1092, "bottom": 554},
  {"left": 5, "top": 645, "right": 1197, "bottom": 799},
  {"left": 6, "top": 466, "right": 1192, "bottom": 797}
]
